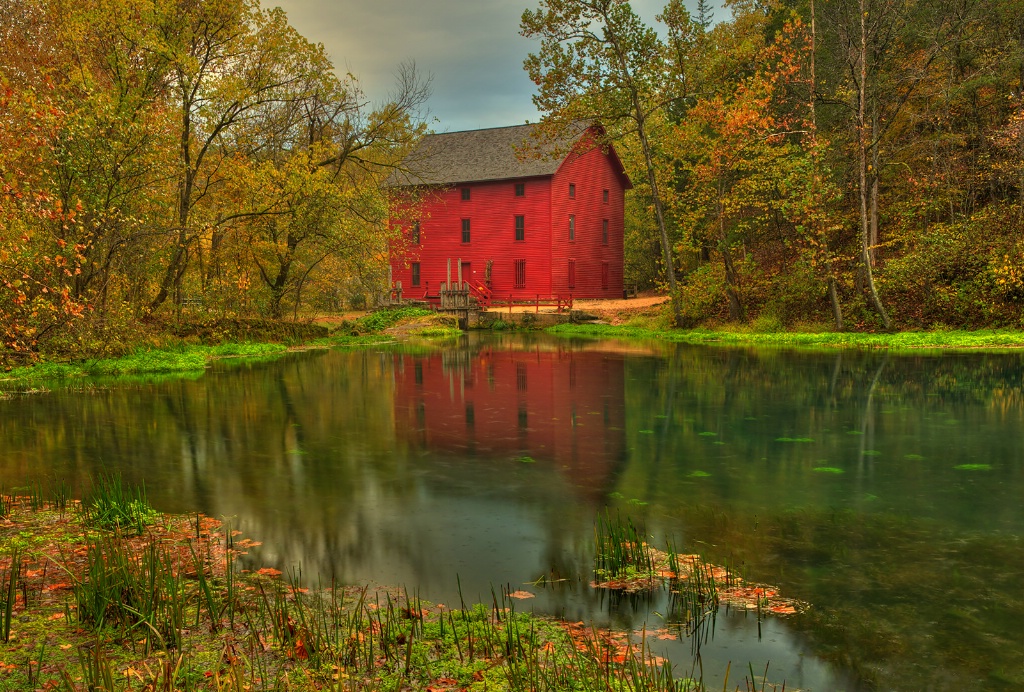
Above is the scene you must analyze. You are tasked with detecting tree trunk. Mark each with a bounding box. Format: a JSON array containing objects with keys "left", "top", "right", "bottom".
[
  {"left": 150, "top": 96, "right": 195, "bottom": 314},
  {"left": 634, "top": 108, "right": 682, "bottom": 327},
  {"left": 869, "top": 107, "right": 880, "bottom": 265},
  {"left": 603, "top": 16, "right": 683, "bottom": 327},
  {"left": 828, "top": 276, "right": 844, "bottom": 331},
  {"left": 811, "top": 0, "right": 843, "bottom": 331},
  {"left": 858, "top": 0, "right": 891, "bottom": 330},
  {"left": 717, "top": 191, "right": 745, "bottom": 322}
]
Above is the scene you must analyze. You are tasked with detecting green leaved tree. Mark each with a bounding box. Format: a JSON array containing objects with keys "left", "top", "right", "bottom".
[{"left": 522, "top": 0, "right": 695, "bottom": 325}]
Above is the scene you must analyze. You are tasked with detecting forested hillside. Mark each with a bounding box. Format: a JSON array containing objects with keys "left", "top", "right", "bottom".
[
  {"left": 5, "top": 0, "right": 1023, "bottom": 367},
  {"left": 1, "top": 0, "right": 427, "bottom": 364},
  {"left": 524, "top": 0, "right": 1024, "bottom": 330}
]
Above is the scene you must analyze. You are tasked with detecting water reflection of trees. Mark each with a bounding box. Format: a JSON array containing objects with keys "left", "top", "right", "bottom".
[
  {"left": 618, "top": 345, "right": 1024, "bottom": 528},
  {"left": 4, "top": 341, "right": 1024, "bottom": 688},
  {"left": 614, "top": 345, "right": 1024, "bottom": 690}
]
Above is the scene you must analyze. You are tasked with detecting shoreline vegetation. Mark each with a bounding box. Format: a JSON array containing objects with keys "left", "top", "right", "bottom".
[
  {"left": 7, "top": 304, "right": 1024, "bottom": 389},
  {"left": 0, "top": 308, "right": 452, "bottom": 390},
  {"left": 545, "top": 322, "right": 1024, "bottom": 352},
  {"left": 0, "top": 486, "right": 791, "bottom": 691}
]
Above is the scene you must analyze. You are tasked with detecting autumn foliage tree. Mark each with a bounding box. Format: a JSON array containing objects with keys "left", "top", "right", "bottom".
[
  {"left": 0, "top": 81, "right": 86, "bottom": 365},
  {"left": 522, "top": 0, "right": 689, "bottom": 325},
  {"left": 0, "top": 0, "right": 426, "bottom": 359},
  {"left": 520, "top": 0, "right": 1024, "bottom": 330}
]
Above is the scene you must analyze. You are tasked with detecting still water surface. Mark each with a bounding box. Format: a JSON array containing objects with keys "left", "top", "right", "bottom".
[{"left": 2, "top": 334, "right": 1024, "bottom": 690}]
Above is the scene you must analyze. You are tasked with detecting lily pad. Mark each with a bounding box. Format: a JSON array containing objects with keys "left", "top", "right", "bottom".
[
  {"left": 638, "top": 429, "right": 654, "bottom": 434},
  {"left": 775, "top": 437, "right": 814, "bottom": 443},
  {"left": 813, "top": 466, "right": 844, "bottom": 474},
  {"left": 904, "top": 453, "right": 925, "bottom": 460},
  {"left": 517, "top": 456, "right": 536, "bottom": 463},
  {"left": 688, "top": 470, "right": 711, "bottom": 478},
  {"left": 954, "top": 463, "right": 991, "bottom": 471},
  {"left": 698, "top": 431, "right": 718, "bottom": 437}
]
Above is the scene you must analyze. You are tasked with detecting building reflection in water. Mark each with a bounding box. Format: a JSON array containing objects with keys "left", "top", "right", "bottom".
[{"left": 392, "top": 343, "right": 628, "bottom": 502}]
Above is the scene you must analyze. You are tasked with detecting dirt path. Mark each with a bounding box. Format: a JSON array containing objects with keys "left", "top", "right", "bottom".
[
  {"left": 574, "top": 294, "right": 668, "bottom": 311},
  {"left": 570, "top": 293, "right": 668, "bottom": 324},
  {"left": 310, "top": 293, "right": 670, "bottom": 328}
]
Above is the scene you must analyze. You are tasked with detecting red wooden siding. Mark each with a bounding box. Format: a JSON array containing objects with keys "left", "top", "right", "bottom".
[
  {"left": 389, "top": 126, "right": 627, "bottom": 300},
  {"left": 391, "top": 347, "right": 627, "bottom": 500},
  {"left": 391, "top": 177, "right": 553, "bottom": 299},
  {"left": 549, "top": 133, "right": 625, "bottom": 298}
]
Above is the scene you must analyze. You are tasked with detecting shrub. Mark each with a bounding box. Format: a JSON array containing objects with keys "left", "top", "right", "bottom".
[
  {"left": 87, "top": 475, "right": 157, "bottom": 535},
  {"left": 676, "top": 264, "right": 728, "bottom": 327},
  {"left": 356, "top": 306, "right": 433, "bottom": 332}
]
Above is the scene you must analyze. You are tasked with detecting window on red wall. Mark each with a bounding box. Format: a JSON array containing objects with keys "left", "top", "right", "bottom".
[
  {"left": 515, "top": 215, "right": 524, "bottom": 241},
  {"left": 569, "top": 183, "right": 576, "bottom": 198},
  {"left": 602, "top": 219, "right": 608, "bottom": 245},
  {"left": 461, "top": 187, "right": 470, "bottom": 201},
  {"left": 461, "top": 218, "right": 470, "bottom": 243},
  {"left": 412, "top": 221, "right": 421, "bottom": 244},
  {"left": 514, "top": 259, "right": 526, "bottom": 288},
  {"left": 568, "top": 259, "right": 576, "bottom": 289},
  {"left": 411, "top": 262, "right": 421, "bottom": 287},
  {"left": 601, "top": 261, "right": 609, "bottom": 290},
  {"left": 515, "top": 183, "right": 525, "bottom": 197},
  {"left": 603, "top": 189, "right": 609, "bottom": 203},
  {"left": 569, "top": 215, "right": 575, "bottom": 241}
]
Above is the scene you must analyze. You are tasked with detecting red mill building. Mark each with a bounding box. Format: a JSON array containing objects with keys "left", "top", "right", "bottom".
[{"left": 388, "top": 123, "right": 631, "bottom": 303}]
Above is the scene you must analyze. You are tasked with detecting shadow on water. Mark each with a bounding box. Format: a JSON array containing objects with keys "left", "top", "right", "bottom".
[{"left": 4, "top": 334, "right": 1024, "bottom": 688}]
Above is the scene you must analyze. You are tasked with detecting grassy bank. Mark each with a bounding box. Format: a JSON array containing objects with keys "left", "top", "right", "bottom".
[
  {"left": 547, "top": 323, "right": 1024, "bottom": 351},
  {"left": 0, "top": 493, "right": 716, "bottom": 692},
  {"left": 0, "top": 343, "right": 291, "bottom": 388},
  {"left": 0, "top": 307, "right": 460, "bottom": 389}
]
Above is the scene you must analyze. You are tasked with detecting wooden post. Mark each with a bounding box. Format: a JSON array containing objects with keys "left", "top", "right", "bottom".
[
  {"left": 457, "top": 257, "right": 462, "bottom": 288},
  {"left": 447, "top": 258, "right": 452, "bottom": 288}
]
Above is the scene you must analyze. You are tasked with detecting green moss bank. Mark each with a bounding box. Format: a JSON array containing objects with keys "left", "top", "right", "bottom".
[
  {"left": 546, "top": 323, "right": 1024, "bottom": 352},
  {"left": 0, "top": 307, "right": 451, "bottom": 389}
]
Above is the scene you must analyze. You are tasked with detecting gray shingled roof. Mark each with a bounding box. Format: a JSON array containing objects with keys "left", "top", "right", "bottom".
[{"left": 387, "top": 122, "right": 591, "bottom": 187}]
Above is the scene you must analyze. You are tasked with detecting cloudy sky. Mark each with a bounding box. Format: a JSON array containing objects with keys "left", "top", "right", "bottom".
[{"left": 271, "top": 0, "right": 714, "bottom": 133}]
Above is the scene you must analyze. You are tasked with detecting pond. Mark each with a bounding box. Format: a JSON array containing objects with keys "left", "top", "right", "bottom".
[{"left": 2, "top": 333, "right": 1023, "bottom": 690}]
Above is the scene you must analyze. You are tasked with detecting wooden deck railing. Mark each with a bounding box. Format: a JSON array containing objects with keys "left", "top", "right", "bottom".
[{"left": 485, "top": 294, "right": 573, "bottom": 313}]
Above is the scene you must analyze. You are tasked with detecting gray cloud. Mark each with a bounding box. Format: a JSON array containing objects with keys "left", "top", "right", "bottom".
[{"left": 271, "top": 0, "right": 712, "bottom": 132}]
